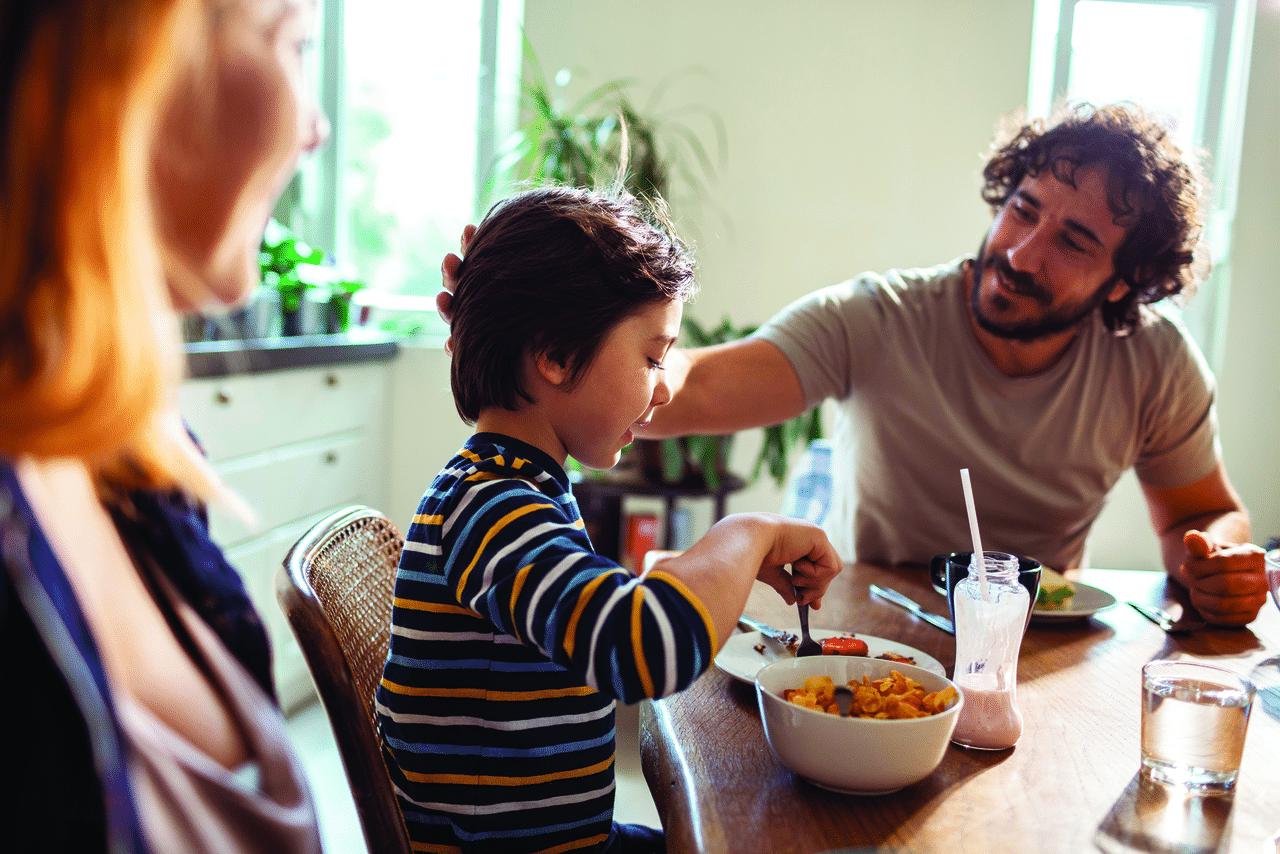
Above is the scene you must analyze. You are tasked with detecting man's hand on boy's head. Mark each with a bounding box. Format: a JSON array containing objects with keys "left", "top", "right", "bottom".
[{"left": 437, "top": 224, "right": 476, "bottom": 352}]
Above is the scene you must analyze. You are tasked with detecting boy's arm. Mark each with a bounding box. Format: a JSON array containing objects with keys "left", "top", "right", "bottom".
[
  {"left": 650, "top": 513, "right": 843, "bottom": 653},
  {"left": 449, "top": 489, "right": 839, "bottom": 699},
  {"left": 445, "top": 485, "right": 715, "bottom": 702}
]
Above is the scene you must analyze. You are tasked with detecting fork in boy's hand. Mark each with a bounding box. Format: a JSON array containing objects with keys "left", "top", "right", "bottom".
[{"left": 794, "top": 585, "right": 823, "bottom": 656}]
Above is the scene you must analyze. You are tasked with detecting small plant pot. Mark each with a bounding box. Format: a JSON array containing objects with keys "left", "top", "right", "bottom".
[
  {"left": 182, "top": 314, "right": 212, "bottom": 343},
  {"left": 326, "top": 293, "right": 354, "bottom": 333},
  {"left": 283, "top": 292, "right": 329, "bottom": 336},
  {"left": 244, "top": 287, "right": 281, "bottom": 338},
  {"left": 281, "top": 308, "right": 304, "bottom": 337}
]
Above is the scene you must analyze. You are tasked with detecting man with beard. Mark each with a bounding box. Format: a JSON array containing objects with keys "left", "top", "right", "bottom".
[{"left": 628, "top": 102, "right": 1268, "bottom": 626}]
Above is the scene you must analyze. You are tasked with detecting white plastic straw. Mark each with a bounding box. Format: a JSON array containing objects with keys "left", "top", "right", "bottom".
[{"left": 960, "top": 468, "right": 989, "bottom": 601}]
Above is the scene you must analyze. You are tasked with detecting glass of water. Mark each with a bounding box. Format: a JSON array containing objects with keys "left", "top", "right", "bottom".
[{"left": 1140, "top": 660, "right": 1255, "bottom": 793}]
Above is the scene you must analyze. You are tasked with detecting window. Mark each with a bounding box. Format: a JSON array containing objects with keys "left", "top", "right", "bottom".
[
  {"left": 1028, "top": 0, "right": 1256, "bottom": 369},
  {"left": 281, "top": 0, "right": 523, "bottom": 316}
]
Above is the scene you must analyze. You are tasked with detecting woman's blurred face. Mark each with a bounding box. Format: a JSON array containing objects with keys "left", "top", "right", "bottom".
[{"left": 155, "top": 0, "right": 328, "bottom": 311}]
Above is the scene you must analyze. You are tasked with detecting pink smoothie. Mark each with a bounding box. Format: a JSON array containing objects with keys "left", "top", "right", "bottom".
[{"left": 951, "top": 680, "right": 1023, "bottom": 749}]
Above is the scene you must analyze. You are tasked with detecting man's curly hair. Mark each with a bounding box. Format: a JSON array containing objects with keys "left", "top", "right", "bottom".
[{"left": 981, "top": 102, "right": 1209, "bottom": 334}]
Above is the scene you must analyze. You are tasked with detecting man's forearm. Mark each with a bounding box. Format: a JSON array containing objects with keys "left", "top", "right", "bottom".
[{"left": 639, "top": 338, "right": 808, "bottom": 439}]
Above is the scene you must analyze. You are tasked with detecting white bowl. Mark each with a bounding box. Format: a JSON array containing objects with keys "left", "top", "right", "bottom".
[{"left": 755, "top": 655, "right": 963, "bottom": 795}]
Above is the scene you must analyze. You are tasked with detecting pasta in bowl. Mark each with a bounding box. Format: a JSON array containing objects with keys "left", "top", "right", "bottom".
[{"left": 755, "top": 656, "right": 964, "bottom": 795}]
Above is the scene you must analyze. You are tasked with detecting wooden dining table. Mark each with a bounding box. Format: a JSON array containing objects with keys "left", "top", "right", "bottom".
[{"left": 639, "top": 563, "right": 1280, "bottom": 854}]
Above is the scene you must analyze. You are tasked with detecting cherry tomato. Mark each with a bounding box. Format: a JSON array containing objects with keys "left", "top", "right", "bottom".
[{"left": 821, "top": 636, "right": 869, "bottom": 656}]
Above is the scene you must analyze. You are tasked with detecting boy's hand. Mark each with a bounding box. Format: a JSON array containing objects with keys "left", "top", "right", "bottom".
[
  {"left": 437, "top": 224, "right": 475, "bottom": 353},
  {"left": 754, "top": 519, "right": 843, "bottom": 610},
  {"left": 662, "top": 513, "right": 843, "bottom": 654}
]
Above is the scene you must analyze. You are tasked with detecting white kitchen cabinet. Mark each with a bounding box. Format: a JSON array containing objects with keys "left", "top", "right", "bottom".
[{"left": 181, "top": 359, "right": 393, "bottom": 711}]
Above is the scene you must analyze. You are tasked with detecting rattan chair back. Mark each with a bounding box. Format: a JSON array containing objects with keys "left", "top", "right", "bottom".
[{"left": 278, "top": 505, "right": 411, "bottom": 854}]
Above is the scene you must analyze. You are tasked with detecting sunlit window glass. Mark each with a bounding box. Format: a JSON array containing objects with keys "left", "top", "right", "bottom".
[
  {"left": 1067, "top": 1, "right": 1213, "bottom": 150},
  {"left": 343, "top": 1, "right": 483, "bottom": 295}
]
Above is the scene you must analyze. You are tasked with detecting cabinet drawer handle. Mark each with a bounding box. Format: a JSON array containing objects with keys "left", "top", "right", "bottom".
[
  {"left": 325, "top": 373, "right": 339, "bottom": 388},
  {"left": 324, "top": 451, "right": 338, "bottom": 465},
  {"left": 215, "top": 390, "right": 231, "bottom": 405}
]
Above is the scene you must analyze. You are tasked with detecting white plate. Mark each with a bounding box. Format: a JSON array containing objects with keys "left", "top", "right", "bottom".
[
  {"left": 715, "top": 630, "right": 945, "bottom": 684},
  {"left": 1030, "top": 579, "right": 1118, "bottom": 623}
]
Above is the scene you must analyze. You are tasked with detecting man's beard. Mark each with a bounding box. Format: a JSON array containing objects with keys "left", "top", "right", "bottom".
[{"left": 969, "top": 239, "right": 1114, "bottom": 343}]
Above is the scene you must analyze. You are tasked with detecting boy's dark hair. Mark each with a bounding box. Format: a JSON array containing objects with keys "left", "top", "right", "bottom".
[
  {"left": 981, "top": 102, "right": 1208, "bottom": 334},
  {"left": 450, "top": 186, "right": 697, "bottom": 424}
]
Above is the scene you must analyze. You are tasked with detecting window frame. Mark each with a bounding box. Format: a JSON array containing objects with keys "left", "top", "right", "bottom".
[
  {"left": 283, "top": 0, "right": 517, "bottom": 280},
  {"left": 1027, "top": 0, "right": 1257, "bottom": 370}
]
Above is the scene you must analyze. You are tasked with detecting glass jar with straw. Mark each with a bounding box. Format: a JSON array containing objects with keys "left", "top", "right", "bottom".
[{"left": 949, "top": 469, "right": 1030, "bottom": 749}]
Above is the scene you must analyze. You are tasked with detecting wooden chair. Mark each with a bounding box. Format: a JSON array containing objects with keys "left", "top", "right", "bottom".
[{"left": 277, "top": 505, "right": 412, "bottom": 854}]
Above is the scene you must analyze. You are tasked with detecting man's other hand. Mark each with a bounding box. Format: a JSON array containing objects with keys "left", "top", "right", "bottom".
[{"left": 1179, "top": 529, "right": 1267, "bottom": 626}]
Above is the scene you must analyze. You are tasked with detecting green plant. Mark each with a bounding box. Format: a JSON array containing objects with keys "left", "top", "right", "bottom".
[
  {"left": 259, "top": 218, "right": 366, "bottom": 334},
  {"left": 662, "top": 316, "right": 823, "bottom": 490},
  {"left": 327, "top": 278, "right": 366, "bottom": 333},
  {"left": 260, "top": 218, "right": 323, "bottom": 314},
  {"left": 755, "top": 402, "right": 824, "bottom": 489},
  {"left": 487, "top": 39, "right": 725, "bottom": 208}
]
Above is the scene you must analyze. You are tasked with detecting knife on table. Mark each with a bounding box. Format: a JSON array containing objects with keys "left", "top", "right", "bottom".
[
  {"left": 736, "top": 614, "right": 798, "bottom": 647},
  {"left": 869, "top": 584, "right": 955, "bottom": 635}
]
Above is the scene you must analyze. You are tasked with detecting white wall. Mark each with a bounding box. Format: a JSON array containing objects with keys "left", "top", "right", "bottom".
[
  {"left": 386, "top": 344, "right": 474, "bottom": 534},
  {"left": 1216, "top": 3, "right": 1280, "bottom": 550},
  {"left": 506, "top": 0, "right": 1280, "bottom": 568}
]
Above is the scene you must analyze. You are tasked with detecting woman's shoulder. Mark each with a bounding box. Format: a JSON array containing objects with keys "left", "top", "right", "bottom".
[
  {"left": 0, "top": 458, "right": 144, "bottom": 852},
  {"left": 119, "top": 487, "right": 276, "bottom": 696}
]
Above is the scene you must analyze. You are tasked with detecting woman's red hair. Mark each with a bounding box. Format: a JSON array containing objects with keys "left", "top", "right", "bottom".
[{"left": 0, "top": 0, "right": 221, "bottom": 496}]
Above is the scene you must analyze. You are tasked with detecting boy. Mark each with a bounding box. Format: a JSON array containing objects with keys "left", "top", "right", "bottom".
[{"left": 377, "top": 187, "right": 841, "bottom": 853}]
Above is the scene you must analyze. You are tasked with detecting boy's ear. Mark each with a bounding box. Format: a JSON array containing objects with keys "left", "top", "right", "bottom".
[{"left": 534, "top": 351, "right": 569, "bottom": 386}]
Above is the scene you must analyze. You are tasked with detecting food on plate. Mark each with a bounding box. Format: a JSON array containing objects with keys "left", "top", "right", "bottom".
[
  {"left": 749, "top": 630, "right": 869, "bottom": 658},
  {"left": 875, "top": 651, "right": 917, "bottom": 665},
  {"left": 750, "top": 632, "right": 802, "bottom": 655},
  {"left": 1035, "top": 566, "right": 1076, "bottom": 610},
  {"left": 783, "top": 671, "right": 957, "bottom": 719},
  {"left": 822, "top": 636, "right": 869, "bottom": 656},
  {"left": 747, "top": 631, "right": 800, "bottom": 655}
]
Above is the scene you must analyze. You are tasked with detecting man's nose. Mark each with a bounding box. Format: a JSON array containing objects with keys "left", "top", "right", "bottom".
[{"left": 1006, "top": 225, "right": 1048, "bottom": 273}]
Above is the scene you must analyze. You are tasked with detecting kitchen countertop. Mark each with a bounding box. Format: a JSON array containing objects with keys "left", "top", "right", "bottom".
[{"left": 184, "top": 329, "right": 400, "bottom": 379}]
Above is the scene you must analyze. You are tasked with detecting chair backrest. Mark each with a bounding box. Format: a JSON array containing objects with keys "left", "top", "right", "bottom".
[{"left": 277, "top": 505, "right": 412, "bottom": 854}]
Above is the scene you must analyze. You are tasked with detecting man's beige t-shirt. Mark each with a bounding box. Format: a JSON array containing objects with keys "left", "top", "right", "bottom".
[{"left": 756, "top": 258, "right": 1219, "bottom": 570}]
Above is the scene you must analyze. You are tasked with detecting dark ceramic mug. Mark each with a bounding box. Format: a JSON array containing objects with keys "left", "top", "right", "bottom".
[{"left": 928, "top": 551, "right": 1042, "bottom": 632}]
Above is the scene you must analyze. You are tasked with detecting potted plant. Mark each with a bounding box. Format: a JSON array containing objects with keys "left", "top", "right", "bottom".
[
  {"left": 326, "top": 277, "right": 367, "bottom": 333},
  {"left": 259, "top": 218, "right": 366, "bottom": 336},
  {"left": 486, "top": 40, "right": 725, "bottom": 213},
  {"left": 637, "top": 316, "right": 822, "bottom": 490}
]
